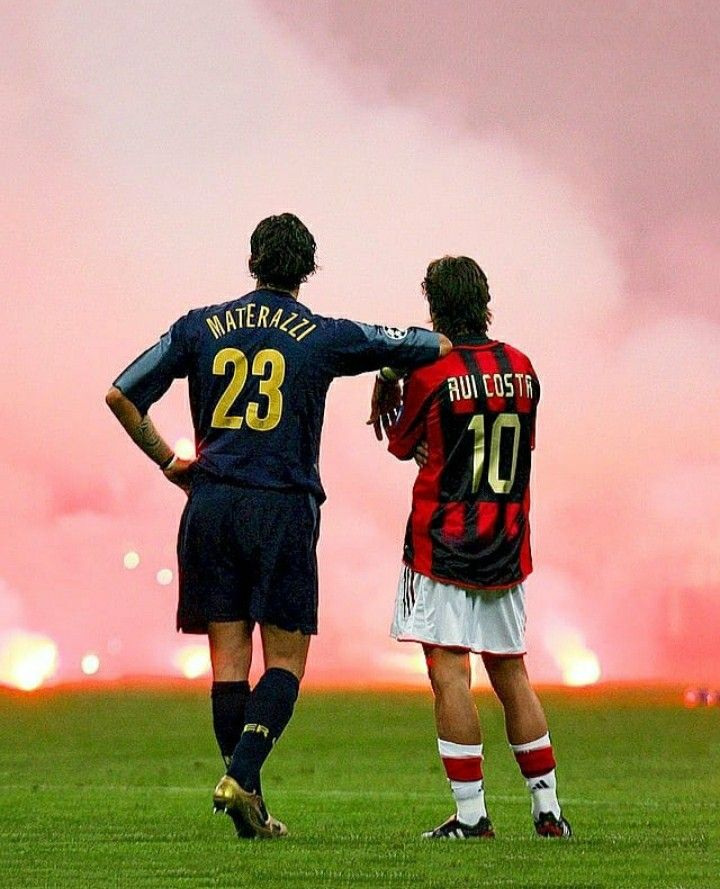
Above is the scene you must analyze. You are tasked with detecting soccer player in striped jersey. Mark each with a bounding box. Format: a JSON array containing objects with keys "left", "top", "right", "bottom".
[{"left": 376, "top": 256, "right": 571, "bottom": 840}]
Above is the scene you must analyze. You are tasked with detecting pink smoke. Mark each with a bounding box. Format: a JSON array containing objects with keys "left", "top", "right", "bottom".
[{"left": 1, "top": 1, "right": 718, "bottom": 689}]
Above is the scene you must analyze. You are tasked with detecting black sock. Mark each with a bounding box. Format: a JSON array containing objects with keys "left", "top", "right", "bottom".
[
  {"left": 227, "top": 667, "right": 300, "bottom": 794},
  {"left": 211, "top": 680, "right": 251, "bottom": 769}
]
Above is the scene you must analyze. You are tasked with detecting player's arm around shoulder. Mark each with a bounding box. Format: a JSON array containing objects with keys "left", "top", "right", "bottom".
[{"left": 317, "top": 314, "right": 451, "bottom": 379}]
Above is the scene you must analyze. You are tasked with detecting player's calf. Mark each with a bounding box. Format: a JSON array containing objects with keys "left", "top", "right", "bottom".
[{"left": 210, "top": 679, "right": 250, "bottom": 769}]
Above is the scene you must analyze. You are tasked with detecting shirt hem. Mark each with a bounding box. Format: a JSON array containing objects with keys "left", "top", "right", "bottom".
[
  {"left": 390, "top": 633, "right": 526, "bottom": 657},
  {"left": 402, "top": 560, "right": 528, "bottom": 592}
]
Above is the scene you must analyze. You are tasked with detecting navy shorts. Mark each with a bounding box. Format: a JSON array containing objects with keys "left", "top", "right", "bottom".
[{"left": 176, "top": 474, "right": 321, "bottom": 635}]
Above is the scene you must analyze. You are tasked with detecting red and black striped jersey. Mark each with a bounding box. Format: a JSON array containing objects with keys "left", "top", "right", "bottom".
[{"left": 387, "top": 337, "right": 540, "bottom": 590}]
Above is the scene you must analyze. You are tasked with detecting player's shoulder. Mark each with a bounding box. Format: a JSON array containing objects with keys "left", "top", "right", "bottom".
[
  {"left": 407, "top": 338, "right": 537, "bottom": 389},
  {"left": 495, "top": 340, "right": 537, "bottom": 375},
  {"left": 301, "top": 311, "right": 387, "bottom": 345},
  {"left": 495, "top": 339, "right": 531, "bottom": 360}
]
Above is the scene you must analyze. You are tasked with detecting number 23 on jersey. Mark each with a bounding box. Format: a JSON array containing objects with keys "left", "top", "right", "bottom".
[{"left": 211, "top": 347, "right": 286, "bottom": 431}]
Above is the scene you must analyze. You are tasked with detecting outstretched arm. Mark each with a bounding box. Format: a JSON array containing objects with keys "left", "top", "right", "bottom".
[
  {"left": 105, "top": 386, "right": 194, "bottom": 492},
  {"left": 325, "top": 321, "right": 452, "bottom": 379}
]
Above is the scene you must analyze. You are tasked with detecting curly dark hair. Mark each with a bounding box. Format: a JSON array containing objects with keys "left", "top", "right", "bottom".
[
  {"left": 248, "top": 213, "right": 317, "bottom": 292},
  {"left": 422, "top": 256, "right": 492, "bottom": 340}
]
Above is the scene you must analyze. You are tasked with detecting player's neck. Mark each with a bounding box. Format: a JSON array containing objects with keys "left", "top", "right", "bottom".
[{"left": 256, "top": 282, "right": 299, "bottom": 300}]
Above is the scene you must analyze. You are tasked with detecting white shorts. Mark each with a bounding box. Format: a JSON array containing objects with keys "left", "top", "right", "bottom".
[{"left": 390, "top": 565, "right": 526, "bottom": 656}]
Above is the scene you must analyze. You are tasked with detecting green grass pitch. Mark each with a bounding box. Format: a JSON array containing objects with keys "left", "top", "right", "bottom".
[{"left": 1, "top": 686, "right": 718, "bottom": 888}]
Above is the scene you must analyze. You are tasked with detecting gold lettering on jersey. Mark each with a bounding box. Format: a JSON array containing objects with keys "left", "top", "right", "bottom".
[
  {"left": 288, "top": 318, "right": 309, "bottom": 338},
  {"left": 280, "top": 311, "right": 298, "bottom": 332},
  {"left": 206, "top": 315, "right": 226, "bottom": 339},
  {"left": 295, "top": 323, "right": 316, "bottom": 342},
  {"left": 449, "top": 372, "right": 535, "bottom": 402},
  {"left": 232, "top": 303, "right": 257, "bottom": 328},
  {"left": 204, "top": 306, "right": 318, "bottom": 341}
]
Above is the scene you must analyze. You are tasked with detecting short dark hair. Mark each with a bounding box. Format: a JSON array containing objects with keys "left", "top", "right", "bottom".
[
  {"left": 249, "top": 213, "right": 317, "bottom": 291},
  {"left": 422, "top": 256, "right": 492, "bottom": 339}
]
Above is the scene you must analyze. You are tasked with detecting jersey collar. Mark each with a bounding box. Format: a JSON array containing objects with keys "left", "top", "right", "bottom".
[
  {"left": 255, "top": 287, "right": 297, "bottom": 300},
  {"left": 453, "top": 335, "right": 496, "bottom": 347}
]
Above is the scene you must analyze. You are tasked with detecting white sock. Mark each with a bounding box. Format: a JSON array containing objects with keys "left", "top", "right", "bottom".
[
  {"left": 450, "top": 778, "right": 487, "bottom": 824},
  {"left": 510, "top": 733, "right": 561, "bottom": 819},
  {"left": 526, "top": 769, "right": 560, "bottom": 818},
  {"left": 437, "top": 739, "right": 487, "bottom": 825}
]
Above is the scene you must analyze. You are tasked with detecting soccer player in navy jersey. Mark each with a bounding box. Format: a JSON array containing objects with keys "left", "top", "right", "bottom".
[
  {"left": 106, "top": 213, "right": 451, "bottom": 838},
  {"left": 374, "top": 256, "right": 571, "bottom": 839}
]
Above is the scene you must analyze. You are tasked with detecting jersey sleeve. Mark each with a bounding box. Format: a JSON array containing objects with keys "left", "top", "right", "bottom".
[
  {"left": 321, "top": 319, "right": 441, "bottom": 378},
  {"left": 113, "top": 316, "right": 190, "bottom": 415},
  {"left": 387, "top": 371, "right": 431, "bottom": 461}
]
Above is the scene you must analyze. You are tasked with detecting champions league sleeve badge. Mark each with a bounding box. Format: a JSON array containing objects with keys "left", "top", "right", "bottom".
[{"left": 382, "top": 326, "right": 409, "bottom": 341}]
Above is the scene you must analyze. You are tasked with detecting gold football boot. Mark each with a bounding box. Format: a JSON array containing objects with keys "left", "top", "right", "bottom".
[{"left": 212, "top": 775, "right": 288, "bottom": 839}]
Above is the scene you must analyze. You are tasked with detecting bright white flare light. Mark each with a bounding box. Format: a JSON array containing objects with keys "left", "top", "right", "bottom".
[
  {"left": 174, "top": 645, "right": 211, "bottom": 679},
  {"left": 123, "top": 550, "right": 140, "bottom": 570},
  {"left": 174, "top": 438, "right": 196, "bottom": 460},
  {"left": 81, "top": 653, "right": 100, "bottom": 676},
  {"left": 548, "top": 628, "right": 601, "bottom": 687},
  {"left": 0, "top": 631, "right": 58, "bottom": 691},
  {"left": 562, "top": 652, "right": 601, "bottom": 687},
  {"left": 156, "top": 568, "right": 173, "bottom": 586}
]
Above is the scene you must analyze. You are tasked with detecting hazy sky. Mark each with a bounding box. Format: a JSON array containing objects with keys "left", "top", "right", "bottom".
[{"left": 1, "top": 1, "right": 718, "bottom": 688}]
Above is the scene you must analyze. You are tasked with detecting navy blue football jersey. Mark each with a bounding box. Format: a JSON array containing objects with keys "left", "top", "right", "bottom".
[{"left": 113, "top": 288, "right": 441, "bottom": 501}]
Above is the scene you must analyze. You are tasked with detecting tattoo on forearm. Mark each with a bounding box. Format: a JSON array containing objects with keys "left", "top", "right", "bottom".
[
  {"left": 137, "top": 416, "right": 160, "bottom": 449},
  {"left": 131, "top": 414, "right": 172, "bottom": 465},
  {"left": 108, "top": 389, "right": 174, "bottom": 467}
]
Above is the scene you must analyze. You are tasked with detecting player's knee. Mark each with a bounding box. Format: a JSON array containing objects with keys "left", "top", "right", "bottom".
[
  {"left": 211, "top": 651, "right": 250, "bottom": 681},
  {"left": 261, "top": 625, "right": 310, "bottom": 681},
  {"left": 426, "top": 654, "right": 469, "bottom": 697},
  {"left": 484, "top": 654, "right": 528, "bottom": 700},
  {"left": 264, "top": 657, "right": 305, "bottom": 682}
]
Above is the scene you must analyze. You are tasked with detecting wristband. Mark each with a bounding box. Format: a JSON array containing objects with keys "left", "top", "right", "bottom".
[
  {"left": 378, "top": 366, "right": 402, "bottom": 383},
  {"left": 159, "top": 453, "right": 178, "bottom": 471}
]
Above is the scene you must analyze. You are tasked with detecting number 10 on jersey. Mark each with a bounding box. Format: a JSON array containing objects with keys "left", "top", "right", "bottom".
[{"left": 468, "top": 412, "right": 521, "bottom": 495}]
